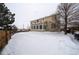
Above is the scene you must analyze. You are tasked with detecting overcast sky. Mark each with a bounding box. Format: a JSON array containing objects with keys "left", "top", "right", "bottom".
[{"left": 5, "top": 3, "right": 59, "bottom": 29}]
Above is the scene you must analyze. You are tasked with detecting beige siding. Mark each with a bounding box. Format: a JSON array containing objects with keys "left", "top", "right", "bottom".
[{"left": 31, "top": 14, "right": 60, "bottom": 32}]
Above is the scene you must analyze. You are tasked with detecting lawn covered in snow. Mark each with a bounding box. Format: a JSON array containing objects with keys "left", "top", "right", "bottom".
[{"left": 1, "top": 32, "right": 79, "bottom": 55}]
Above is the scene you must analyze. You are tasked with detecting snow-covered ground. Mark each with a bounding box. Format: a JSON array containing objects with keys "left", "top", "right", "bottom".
[{"left": 1, "top": 32, "right": 79, "bottom": 55}]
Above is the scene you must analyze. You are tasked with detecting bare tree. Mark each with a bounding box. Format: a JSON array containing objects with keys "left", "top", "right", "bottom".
[{"left": 57, "top": 3, "right": 79, "bottom": 34}]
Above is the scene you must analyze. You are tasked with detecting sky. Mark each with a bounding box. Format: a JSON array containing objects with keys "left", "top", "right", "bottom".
[{"left": 5, "top": 3, "right": 59, "bottom": 29}]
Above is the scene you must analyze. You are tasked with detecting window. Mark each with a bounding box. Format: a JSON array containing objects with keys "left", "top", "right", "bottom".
[
  {"left": 34, "top": 26, "right": 35, "bottom": 29},
  {"left": 51, "top": 23, "right": 55, "bottom": 28},
  {"left": 37, "top": 25, "right": 38, "bottom": 29},
  {"left": 37, "top": 20, "right": 39, "bottom": 22},
  {"left": 31, "top": 26, "right": 33, "bottom": 29},
  {"left": 51, "top": 23, "right": 54, "bottom": 28},
  {"left": 40, "top": 25, "right": 42, "bottom": 29},
  {"left": 44, "top": 25, "right": 47, "bottom": 29}
]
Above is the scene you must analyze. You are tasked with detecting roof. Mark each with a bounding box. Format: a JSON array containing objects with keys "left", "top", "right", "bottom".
[{"left": 31, "top": 14, "right": 57, "bottom": 22}]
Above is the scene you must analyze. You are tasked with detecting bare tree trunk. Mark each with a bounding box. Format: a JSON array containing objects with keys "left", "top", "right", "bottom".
[{"left": 64, "top": 16, "right": 67, "bottom": 34}]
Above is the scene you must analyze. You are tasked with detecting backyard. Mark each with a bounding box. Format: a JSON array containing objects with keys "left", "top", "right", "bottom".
[{"left": 1, "top": 32, "right": 79, "bottom": 55}]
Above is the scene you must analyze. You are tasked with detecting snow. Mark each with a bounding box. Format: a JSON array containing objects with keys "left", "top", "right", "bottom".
[
  {"left": 75, "top": 31, "right": 79, "bottom": 34},
  {"left": 1, "top": 32, "right": 79, "bottom": 55},
  {"left": 71, "top": 20, "right": 79, "bottom": 23}
]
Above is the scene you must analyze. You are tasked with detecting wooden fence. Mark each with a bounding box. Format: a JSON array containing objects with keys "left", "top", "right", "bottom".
[{"left": 0, "top": 30, "right": 11, "bottom": 48}]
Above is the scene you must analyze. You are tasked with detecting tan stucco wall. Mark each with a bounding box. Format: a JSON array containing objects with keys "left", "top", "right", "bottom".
[{"left": 31, "top": 15, "right": 59, "bottom": 32}]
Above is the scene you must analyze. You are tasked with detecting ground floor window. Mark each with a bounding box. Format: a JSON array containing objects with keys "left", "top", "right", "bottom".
[
  {"left": 51, "top": 23, "right": 55, "bottom": 29},
  {"left": 37, "top": 25, "right": 38, "bottom": 29},
  {"left": 34, "top": 26, "right": 35, "bottom": 29},
  {"left": 40, "top": 25, "right": 42, "bottom": 29},
  {"left": 31, "top": 26, "right": 33, "bottom": 29},
  {"left": 32, "top": 25, "right": 39, "bottom": 29},
  {"left": 44, "top": 25, "right": 47, "bottom": 29}
]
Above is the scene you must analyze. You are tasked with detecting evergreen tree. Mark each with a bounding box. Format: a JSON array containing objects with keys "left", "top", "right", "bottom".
[{"left": 0, "top": 3, "right": 15, "bottom": 43}]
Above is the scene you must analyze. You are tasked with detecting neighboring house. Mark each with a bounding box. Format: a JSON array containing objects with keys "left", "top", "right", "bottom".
[{"left": 30, "top": 14, "right": 60, "bottom": 32}]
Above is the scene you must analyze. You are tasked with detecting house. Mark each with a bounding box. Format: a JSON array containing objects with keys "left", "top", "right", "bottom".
[{"left": 30, "top": 14, "right": 60, "bottom": 32}]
